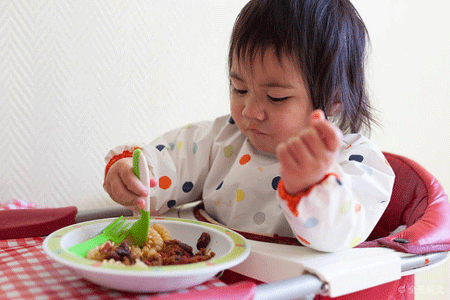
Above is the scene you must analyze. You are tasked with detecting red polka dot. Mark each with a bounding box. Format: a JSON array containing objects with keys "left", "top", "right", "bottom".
[
  {"left": 239, "top": 154, "right": 251, "bottom": 165},
  {"left": 159, "top": 176, "right": 172, "bottom": 190}
]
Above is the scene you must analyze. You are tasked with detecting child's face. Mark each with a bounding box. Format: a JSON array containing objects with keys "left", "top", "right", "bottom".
[{"left": 230, "top": 49, "right": 314, "bottom": 154}]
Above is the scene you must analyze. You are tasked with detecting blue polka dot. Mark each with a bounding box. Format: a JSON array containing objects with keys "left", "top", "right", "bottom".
[
  {"left": 193, "top": 142, "right": 198, "bottom": 154},
  {"left": 349, "top": 154, "right": 364, "bottom": 163},
  {"left": 168, "top": 143, "right": 175, "bottom": 150},
  {"left": 336, "top": 177, "right": 343, "bottom": 185},
  {"left": 156, "top": 144, "right": 165, "bottom": 151},
  {"left": 182, "top": 181, "right": 194, "bottom": 193},
  {"left": 271, "top": 176, "right": 281, "bottom": 190},
  {"left": 167, "top": 200, "right": 177, "bottom": 208},
  {"left": 216, "top": 181, "right": 223, "bottom": 190},
  {"left": 304, "top": 217, "right": 319, "bottom": 229},
  {"left": 229, "top": 117, "right": 235, "bottom": 124},
  {"left": 361, "top": 165, "right": 373, "bottom": 175}
]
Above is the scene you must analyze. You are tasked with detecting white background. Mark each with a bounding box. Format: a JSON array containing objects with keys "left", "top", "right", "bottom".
[{"left": 1, "top": 1, "right": 449, "bottom": 298}]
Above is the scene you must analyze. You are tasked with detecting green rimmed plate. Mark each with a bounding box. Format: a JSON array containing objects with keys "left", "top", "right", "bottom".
[{"left": 43, "top": 217, "right": 250, "bottom": 293}]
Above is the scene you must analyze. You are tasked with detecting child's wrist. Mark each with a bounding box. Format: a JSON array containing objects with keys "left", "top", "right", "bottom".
[
  {"left": 278, "top": 173, "right": 341, "bottom": 198},
  {"left": 277, "top": 179, "right": 307, "bottom": 217},
  {"left": 278, "top": 174, "right": 341, "bottom": 217},
  {"left": 104, "top": 148, "right": 139, "bottom": 180},
  {"left": 284, "top": 183, "right": 310, "bottom": 196}
]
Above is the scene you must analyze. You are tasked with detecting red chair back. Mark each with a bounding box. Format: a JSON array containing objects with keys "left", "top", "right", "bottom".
[{"left": 360, "top": 152, "right": 450, "bottom": 254}]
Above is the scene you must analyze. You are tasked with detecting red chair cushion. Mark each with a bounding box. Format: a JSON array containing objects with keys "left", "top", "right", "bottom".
[{"left": 359, "top": 152, "right": 450, "bottom": 254}]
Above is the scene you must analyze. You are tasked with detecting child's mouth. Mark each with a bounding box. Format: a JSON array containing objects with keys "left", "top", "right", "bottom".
[{"left": 250, "top": 128, "right": 267, "bottom": 136}]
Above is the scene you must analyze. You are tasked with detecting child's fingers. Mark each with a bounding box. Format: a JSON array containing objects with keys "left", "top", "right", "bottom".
[
  {"left": 310, "top": 110, "right": 342, "bottom": 152},
  {"left": 126, "top": 199, "right": 146, "bottom": 212},
  {"left": 314, "top": 121, "right": 342, "bottom": 152},
  {"left": 119, "top": 169, "right": 149, "bottom": 197},
  {"left": 150, "top": 178, "right": 157, "bottom": 188},
  {"left": 299, "top": 127, "right": 327, "bottom": 158},
  {"left": 311, "top": 109, "right": 325, "bottom": 121},
  {"left": 106, "top": 176, "right": 140, "bottom": 207},
  {"left": 276, "top": 142, "right": 299, "bottom": 171},
  {"left": 276, "top": 139, "right": 314, "bottom": 195},
  {"left": 277, "top": 137, "right": 313, "bottom": 170},
  {"left": 104, "top": 158, "right": 151, "bottom": 209}
]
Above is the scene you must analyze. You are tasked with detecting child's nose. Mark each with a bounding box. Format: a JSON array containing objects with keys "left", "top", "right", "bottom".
[{"left": 242, "top": 97, "right": 265, "bottom": 120}]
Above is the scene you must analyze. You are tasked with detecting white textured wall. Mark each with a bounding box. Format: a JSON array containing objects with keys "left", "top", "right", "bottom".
[
  {"left": 355, "top": 0, "right": 450, "bottom": 195},
  {"left": 0, "top": 0, "right": 245, "bottom": 209},
  {"left": 1, "top": 1, "right": 449, "bottom": 298}
]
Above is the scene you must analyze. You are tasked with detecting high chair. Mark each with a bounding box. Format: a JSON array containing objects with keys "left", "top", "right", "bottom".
[
  {"left": 171, "top": 152, "right": 450, "bottom": 299},
  {"left": 318, "top": 152, "right": 450, "bottom": 299}
]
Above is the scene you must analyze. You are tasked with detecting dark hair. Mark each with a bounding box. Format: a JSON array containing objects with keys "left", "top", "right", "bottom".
[{"left": 229, "top": 0, "right": 375, "bottom": 134}]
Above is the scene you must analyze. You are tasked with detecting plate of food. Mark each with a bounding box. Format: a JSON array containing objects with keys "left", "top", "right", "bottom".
[{"left": 43, "top": 217, "right": 250, "bottom": 293}]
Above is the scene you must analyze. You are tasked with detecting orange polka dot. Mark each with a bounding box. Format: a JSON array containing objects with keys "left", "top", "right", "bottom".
[
  {"left": 296, "top": 235, "right": 310, "bottom": 245},
  {"left": 158, "top": 176, "right": 172, "bottom": 190},
  {"left": 355, "top": 204, "right": 362, "bottom": 213},
  {"left": 239, "top": 154, "right": 251, "bottom": 165}
]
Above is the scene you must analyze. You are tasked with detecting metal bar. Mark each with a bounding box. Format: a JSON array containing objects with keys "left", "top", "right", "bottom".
[
  {"left": 75, "top": 207, "right": 133, "bottom": 223},
  {"left": 401, "top": 251, "right": 449, "bottom": 272},
  {"left": 253, "top": 273, "right": 325, "bottom": 300}
]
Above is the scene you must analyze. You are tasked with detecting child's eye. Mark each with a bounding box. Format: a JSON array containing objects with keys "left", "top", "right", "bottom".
[
  {"left": 267, "top": 95, "right": 289, "bottom": 102},
  {"left": 232, "top": 88, "right": 248, "bottom": 95}
]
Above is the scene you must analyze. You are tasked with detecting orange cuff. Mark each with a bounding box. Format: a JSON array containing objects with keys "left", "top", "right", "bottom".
[
  {"left": 277, "top": 173, "right": 341, "bottom": 217},
  {"left": 104, "top": 148, "right": 140, "bottom": 180}
]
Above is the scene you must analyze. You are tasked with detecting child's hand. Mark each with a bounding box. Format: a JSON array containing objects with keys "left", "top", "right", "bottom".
[
  {"left": 276, "top": 110, "right": 342, "bottom": 195},
  {"left": 103, "top": 157, "right": 156, "bottom": 211}
]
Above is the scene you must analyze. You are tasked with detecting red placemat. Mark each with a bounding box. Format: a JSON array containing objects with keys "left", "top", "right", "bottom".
[{"left": 0, "top": 237, "right": 227, "bottom": 300}]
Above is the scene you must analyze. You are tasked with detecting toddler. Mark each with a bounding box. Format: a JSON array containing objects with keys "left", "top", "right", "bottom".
[{"left": 103, "top": 0, "right": 395, "bottom": 252}]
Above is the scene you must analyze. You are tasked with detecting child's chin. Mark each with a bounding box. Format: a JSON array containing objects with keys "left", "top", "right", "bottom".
[{"left": 249, "top": 140, "right": 276, "bottom": 155}]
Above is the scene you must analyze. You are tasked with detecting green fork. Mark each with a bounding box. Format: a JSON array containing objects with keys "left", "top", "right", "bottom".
[
  {"left": 128, "top": 149, "right": 151, "bottom": 247},
  {"left": 68, "top": 216, "right": 131, "bottom": 257}
]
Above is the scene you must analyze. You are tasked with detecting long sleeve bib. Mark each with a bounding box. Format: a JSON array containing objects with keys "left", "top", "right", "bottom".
[{"left": 106, "top": 115, "right": 394, "bottom": 252}]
